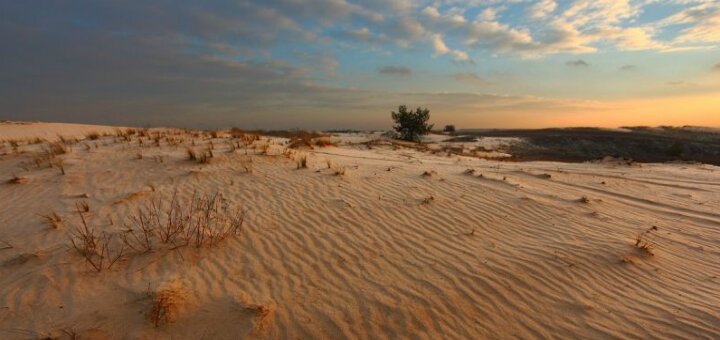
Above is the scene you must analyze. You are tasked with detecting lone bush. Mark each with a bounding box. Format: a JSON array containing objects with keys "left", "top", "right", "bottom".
[{"left": 391, "top": 105, "right": 433, "bottom": 142}]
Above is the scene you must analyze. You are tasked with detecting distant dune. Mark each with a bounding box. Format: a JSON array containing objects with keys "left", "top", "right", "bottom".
[{"left": 1, "top": 122, "right": 718, "bottom": 339}]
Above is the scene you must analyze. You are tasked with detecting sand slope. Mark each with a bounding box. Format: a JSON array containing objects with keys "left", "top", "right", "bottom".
[{"left": 0, "top": 123, "right": 719, "bottom": 339}]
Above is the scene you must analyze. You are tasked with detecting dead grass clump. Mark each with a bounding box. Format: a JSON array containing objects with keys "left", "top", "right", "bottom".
[
  {"left": 77, "top": 200, "right": 90, "bottom": 212},
  {"left": 422, "top": 196, "right": 435, "bottom": 204},
  {"left": 85, "top": 131, "right": 101, "bottom": 140},
  {"left": 186, "top": 148, "right": 213, "bottom": 164},
  {"left": 46, "top": 141, "right": 68, "bottom": 155},
  {"left": 40, "top": 210, "right": 63, "bottom": 229},
  {"left": 464, "top": 169, "right": 476, "bottom": 175},
  {"left": 148, "top": 288, "right": 183, "bottom": 327},
  {"left": 578, "top": 196, "right": 591, "bottom": 204},
  {"left": 68, "top": 207, "right": 125, "bottom": 272},
  {"left": 121, "top": 191, "right": 245, "bottom": 252}
]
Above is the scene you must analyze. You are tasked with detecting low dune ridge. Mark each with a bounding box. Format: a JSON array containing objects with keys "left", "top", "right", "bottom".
[{"left": 0, "top": 123, "right": 719, "bottom": 339}]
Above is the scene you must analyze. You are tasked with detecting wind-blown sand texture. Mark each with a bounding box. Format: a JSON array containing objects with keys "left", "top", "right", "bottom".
[{"left": 1, "top": 122, "right": 718, "bottom": 339}]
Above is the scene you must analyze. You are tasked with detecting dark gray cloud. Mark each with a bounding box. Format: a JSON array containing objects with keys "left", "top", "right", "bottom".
[
  {"left": 378, "top": 66, "right": 412, "bottom": 76},
  {"left": 566, "top": 59, "right": 590, "bottom": 67},
  {"left": 450, "top": 73, "right": 489, "bottom": 85}
]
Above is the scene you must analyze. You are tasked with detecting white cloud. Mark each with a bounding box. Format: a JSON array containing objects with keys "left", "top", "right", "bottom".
[
  {"left": 431, "top": 34, "right": 471, "bottom": 62},
  {"left": 529, "top": 0, "right": 557, "bottom": 19}
]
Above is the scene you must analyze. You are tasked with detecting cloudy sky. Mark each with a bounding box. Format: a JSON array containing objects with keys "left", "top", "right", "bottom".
[{"left": 1, "top": 0, "right": 719, "bottom": 129}]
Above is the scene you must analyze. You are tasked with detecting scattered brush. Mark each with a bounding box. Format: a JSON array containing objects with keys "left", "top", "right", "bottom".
[
  {"left": 39, "top": 210, "right": 63, "bottom": 229},
  {"left": 68, "top": 206, "right": 124, "bottom": 272},
  {"left": 464, "top": 169, "right": 476, "bottom": 175},
  {"left": 578, "top": 196, "right": 591, "bottom": 204},
  {"left": 46, "top": 141, "right": 68, "bottom": 155},
  {"left": 136, "top": 152, "right": 143, "bottom": 160},
  {"left": 186, "top": 147, "right": 213, "bottom": 164},
  {"left": 186, "top": 148, "right": 198, "bottom": 161},
  {"left": 121, "top": 191, "right": 245, "bottom": 252}
]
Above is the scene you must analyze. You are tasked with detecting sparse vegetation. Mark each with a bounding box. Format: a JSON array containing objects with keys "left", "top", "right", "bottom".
[
  {"left": 121, "top": 191, "right": 245, "bottom": 252},
  {"left": 85, "top": 131, "right": 101, "bottom": 140},
  {"left": 68, "top": 206, "right": 125, "bottom": 272}
]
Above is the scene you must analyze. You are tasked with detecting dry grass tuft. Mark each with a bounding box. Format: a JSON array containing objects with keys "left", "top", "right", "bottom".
[
  {"left": 40, "top": 210, "right": 63, "bottom": 229},
  {"left": 147, "top": 288, "right": 183, "bottom": 328},
  {"left": 187, "top": 147, "right": 213, "bottom": 164},
  {"left": 84, "top": 131, "right": 101, "bottom": 140},
  {"left": 68, "top": 206, "right": 125, "bottom": 272},
  {"left": 77, "top": 200, "right": 90, "bottom": 212}
]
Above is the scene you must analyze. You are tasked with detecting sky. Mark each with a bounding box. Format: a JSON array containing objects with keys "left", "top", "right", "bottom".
[{"left": 1, "top": 0, "right": 719, "bottom": 130}]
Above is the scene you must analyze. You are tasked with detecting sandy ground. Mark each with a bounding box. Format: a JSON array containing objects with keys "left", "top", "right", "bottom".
[{"left": 0, "top": 122, "right": 719, "bottom": 339}]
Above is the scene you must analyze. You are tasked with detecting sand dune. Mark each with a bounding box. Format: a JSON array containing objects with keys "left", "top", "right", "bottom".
[{"left": 0, "top": 122, "right": 718, "bottom": 339}]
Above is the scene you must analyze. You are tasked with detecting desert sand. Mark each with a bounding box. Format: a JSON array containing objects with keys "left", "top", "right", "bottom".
[{"left": 0, "top": 122, "right": 718, "bottom": 339}]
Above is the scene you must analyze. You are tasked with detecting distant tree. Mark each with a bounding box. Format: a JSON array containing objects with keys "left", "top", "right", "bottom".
[
  {"left": 391, "top": 105, "right": 433, "bottom": 142},
  {"left": 443, "top": 125, "right": 456, "bottom": 133}
]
